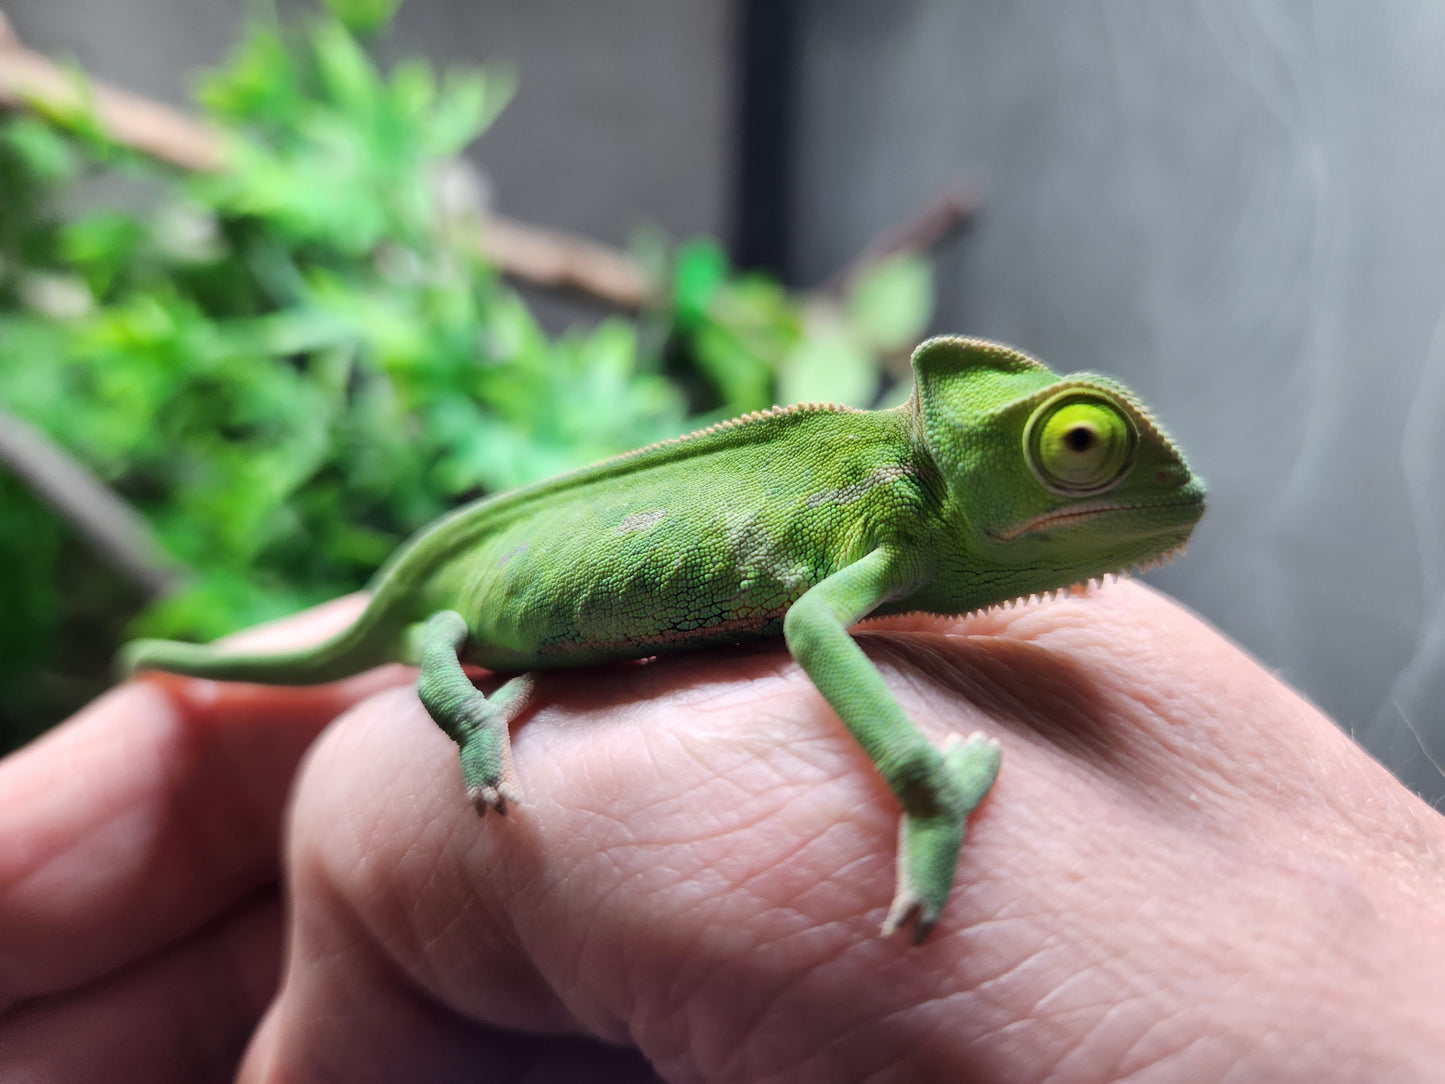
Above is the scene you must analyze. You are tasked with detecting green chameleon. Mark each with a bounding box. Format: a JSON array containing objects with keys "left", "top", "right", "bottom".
[{"left": 123, "top": 336, "right": 1204, "bottom": 941}]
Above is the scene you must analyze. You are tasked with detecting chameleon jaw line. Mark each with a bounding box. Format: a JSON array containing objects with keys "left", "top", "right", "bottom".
[
  {"left": 992, "top": 500, "right": 1139, "bottom": 542},
  {"left": 993, "top": 498, "right": 1202, "bottom": 543}
]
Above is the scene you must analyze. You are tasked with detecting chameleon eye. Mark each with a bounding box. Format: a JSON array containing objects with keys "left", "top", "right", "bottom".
[{"left": 1025, "top": 392, "right": 1137, "bottom": 495}]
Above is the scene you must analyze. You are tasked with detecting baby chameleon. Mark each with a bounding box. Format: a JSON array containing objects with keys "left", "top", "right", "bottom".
[{"left": 124, "top": 336, "right": 1205, "bottom": 942}]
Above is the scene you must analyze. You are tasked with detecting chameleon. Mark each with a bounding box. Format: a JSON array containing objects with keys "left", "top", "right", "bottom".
[{"left": 122, "top": 336, "right": 1205, "bottom": 942}]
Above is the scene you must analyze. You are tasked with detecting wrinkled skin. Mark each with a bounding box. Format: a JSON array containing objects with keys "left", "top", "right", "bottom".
[{"left": 3, "top": 582, "right": 1444, "bottom": 1083}]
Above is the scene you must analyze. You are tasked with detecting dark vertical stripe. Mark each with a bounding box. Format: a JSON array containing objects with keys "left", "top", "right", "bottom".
[{"left": 732, "top": 0, "right": 798, "bottom": 278}]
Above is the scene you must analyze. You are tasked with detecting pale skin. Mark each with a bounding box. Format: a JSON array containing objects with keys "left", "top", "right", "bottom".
[{"left": 3, "top": 581, "right": 1444, "bottom": 1082}]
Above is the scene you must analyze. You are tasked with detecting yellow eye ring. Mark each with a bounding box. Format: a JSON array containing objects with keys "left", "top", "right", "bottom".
[{"left": 1023, "top": 390, "right": 1138, "bottom": 496}]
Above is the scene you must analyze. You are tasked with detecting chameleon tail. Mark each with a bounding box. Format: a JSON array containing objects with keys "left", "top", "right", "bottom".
[{"left": 119, "top": 593, "right": 407, "bottom": 686}]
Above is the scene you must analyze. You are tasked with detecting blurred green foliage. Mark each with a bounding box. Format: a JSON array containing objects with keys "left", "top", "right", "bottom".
[{"left": 0, "top": 4, "right": 934, "bottom": 749}]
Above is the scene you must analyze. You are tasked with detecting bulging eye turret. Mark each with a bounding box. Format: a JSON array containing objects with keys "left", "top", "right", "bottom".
[{"left": 1024, "top": 391, "right": 1137, "bottom": 495}]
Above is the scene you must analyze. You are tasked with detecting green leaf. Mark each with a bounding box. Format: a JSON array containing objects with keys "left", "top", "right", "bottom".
[
  {"left": 389, "top": 58, "right": 436, "bottom": 118},
  {"left": 778, "top": 322, "right": 878, "bottom": 408},
  {"left": 0, "top": 117, "right": 76, "bottom": 184},
  {"left": 672, "top": 238, "right": 728, "bottom": 329},
  {"left": 194, "top": 24, "right": 299, "bottom": 125},
  {"left": 425, "top": 68, "right": 514, "bottom": 155},
  {"left": 310, "top": 19, "right": 381, "bottom": 115},
  {"left": 845, "top": 251, "right": 934, "bottom": 352},
  {"left": 691, "top": 321, "right": 774, "bottom": 410},
  {"left": 321, "top": 0, "right": 405, "bottom": 36},
  {"left": 60, "top": 213, "right": 145, "bottom": 295}
]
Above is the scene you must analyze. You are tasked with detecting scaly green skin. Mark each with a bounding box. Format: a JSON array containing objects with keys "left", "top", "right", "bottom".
[{"left": 122, "top": 336, "right": 1205, "bottom": 941}]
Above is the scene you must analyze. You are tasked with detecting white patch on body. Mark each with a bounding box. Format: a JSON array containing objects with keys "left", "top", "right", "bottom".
[
  {"left": 723, "top": 508, "right": 812, "bottom": 595},
  {"left": 615, "top": 509, "right": 668, "bottom": 534},
  {"left": 805, "top": 463, "right": 917, "bottom": 508}
]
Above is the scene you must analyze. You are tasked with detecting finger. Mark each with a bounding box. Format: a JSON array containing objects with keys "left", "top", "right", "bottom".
[
  {"left": 243, "top": 892, "right": 660, "bottom": 1084},
  {"left": 1, "top": 891, "right": 280, "bottom": 1084},
  {"left": 0, "top": 597, "right": 411, "bottom": 1009}
]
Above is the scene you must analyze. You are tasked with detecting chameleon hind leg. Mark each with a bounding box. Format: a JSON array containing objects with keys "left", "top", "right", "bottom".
[{"left": 416, "top": 610, "right": 535, "bottom": 815}]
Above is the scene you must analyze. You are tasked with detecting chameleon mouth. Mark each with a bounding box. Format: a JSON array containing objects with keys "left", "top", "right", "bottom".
[{"left": 993, "top": 499, "right": 1200, "bottom": 542}]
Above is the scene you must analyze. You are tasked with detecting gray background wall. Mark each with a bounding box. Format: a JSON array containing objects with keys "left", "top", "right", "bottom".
[
  {"left": 7, "top": 1, "right": 1444, "bottom": 802},
  {"left": 792, "top": 2, "right": 1445, "bottom": 803},
  {"left": 5, "top": 0, "right": 734, "bottom": 246}
]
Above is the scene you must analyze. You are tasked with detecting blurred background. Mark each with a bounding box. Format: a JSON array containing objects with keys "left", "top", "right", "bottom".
[{"left": 1, "top": 1, "right": 1442, "bottom": 804}]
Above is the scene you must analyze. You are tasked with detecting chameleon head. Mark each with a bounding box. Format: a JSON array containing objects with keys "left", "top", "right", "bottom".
[{"left": 910, "top": 336, "right": 1205, "bottom": 587}]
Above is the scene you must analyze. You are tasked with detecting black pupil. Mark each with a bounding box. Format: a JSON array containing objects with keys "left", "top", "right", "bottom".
[{"left": 1064, "top": 425, "right": 1094, "bottom": 453}]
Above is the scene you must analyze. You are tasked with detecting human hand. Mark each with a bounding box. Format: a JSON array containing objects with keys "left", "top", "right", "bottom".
[{"left": 4, "top": 583, "right": 1443, "bottom": 1082}]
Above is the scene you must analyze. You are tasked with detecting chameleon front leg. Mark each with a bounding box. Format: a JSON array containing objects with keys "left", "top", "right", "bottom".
[
  {"left": 416, "top": 610, "right": 534, "bottom": 815},
  {"left": 783, "top": 547, "right": 1002, "bottom": 943}
]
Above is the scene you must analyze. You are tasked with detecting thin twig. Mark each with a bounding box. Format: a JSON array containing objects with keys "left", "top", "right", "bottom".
[
  {"left": 478, "top": 213, "right": 649, "bottom": 307},
  {"left": 0, "top": 25, "right": 226, "bottom": 169},
  {"left": 0, "top": 26, "right": 652, "bottom": 307},
  {"left": 823, "top": 185, "right": 978, "bottom": 296},
  {"left": 0, "top": 408, "right": 185, "bottom": 596}
]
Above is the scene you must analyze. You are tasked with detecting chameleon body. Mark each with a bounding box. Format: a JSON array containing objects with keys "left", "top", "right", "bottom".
[{"left": 123, "top": 337, "right": 1205, "bottom": 941}]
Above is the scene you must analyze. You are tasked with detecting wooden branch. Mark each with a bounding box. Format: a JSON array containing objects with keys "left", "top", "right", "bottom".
[
  {"left": 0, "top": 23, "right": 226, "bottom": 170},
  {"left": 0, "top": 408, "right": 185, "bottom": 597},
  {"left": 824, "top": 185, "right": 978, "bottom": 296},
  {"left": 478, "top": 212, "right": 649, "bottom": 308},
  {"left": 0, "top": 23, "right": 652, "bottom": 308}
]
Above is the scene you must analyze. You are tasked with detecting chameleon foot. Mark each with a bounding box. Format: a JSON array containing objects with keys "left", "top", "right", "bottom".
[
  {"left": 881, "top": 731, "right": 1001, "bottom": 943},
  {"left": 460, "top": 734, "right": 524, "bottom": 816},
  {"left": 457, "top": 672, "right": 533, "bottom": 816},
  {"left": 416, "top": 610, "right": 534, "bottom": 816}
]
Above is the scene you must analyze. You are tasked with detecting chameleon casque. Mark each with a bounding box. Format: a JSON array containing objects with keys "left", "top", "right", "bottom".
[{"left": 124, "top": 336, "right": 1205, "bottom": 941}]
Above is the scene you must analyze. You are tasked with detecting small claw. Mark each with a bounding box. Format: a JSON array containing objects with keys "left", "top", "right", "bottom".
[
  {"left": 468, "top": 780, "right": 524, "bottom": 817},
  {"left": 948, "top": 729, "right": 1002, "bottom": 760},
  {"left": 880, "top": 890, "right": 939, "bottom": 944},
  {"left": 880, "top": 893, "right": 918, "bottom": 938}
]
